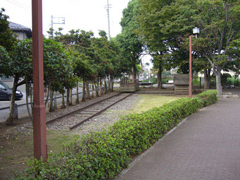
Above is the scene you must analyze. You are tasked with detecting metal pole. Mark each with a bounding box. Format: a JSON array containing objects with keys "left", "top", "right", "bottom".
[
  {"left": 107, "top": 0, "right": 111, "bottom": 40},
  {"left": 51, "top": 15, "right": 53, "bottom": 38},
  {"left": 32, "top": 0, "right": 47, "bottom": 161},
  {"left": 189, "top": 35, "right": 192, "bottom": 98}
]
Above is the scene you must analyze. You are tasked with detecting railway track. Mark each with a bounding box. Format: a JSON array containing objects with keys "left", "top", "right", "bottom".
[{"left": 46, "top": 93, "right": 134, "bottom": 130}]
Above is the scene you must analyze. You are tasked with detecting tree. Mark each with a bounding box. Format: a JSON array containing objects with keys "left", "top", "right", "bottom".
[
  {"left": 0, "top": 8, "right": 16, "bottom": 51},
  {"left": 117, "top": 0, "right": 143, "bottom": 81},
  {"left": 191, "top": 0, "right": 240, "bottom": 95},
  {"left": 227, "top": 39, "right": 240, "bottom": 79},
  {"left": 54, "top": 29, "right": 95, "bottom": 101},
  {"left": 137, "top": 0, "right": 176, "bottom": 87},
  {"left": 0, "top": 39, "right": 32, "bottom": 125},
  {"left": 43, "top": 38, "right": 73, "bottom": 111},
  {"left": 138, "top": 0, "right": 240, "bottom": 94},
  {"left": 91, "top": 31, "right": 123, "bottom": 93}
]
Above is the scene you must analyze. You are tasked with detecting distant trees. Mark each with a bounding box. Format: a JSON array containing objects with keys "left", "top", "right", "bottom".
[
  {"left": 136, "top": 0, "right": 240, "bottom": 95},
  {"left": 54, "top": 29, "right": 124, "bottom": 101}
]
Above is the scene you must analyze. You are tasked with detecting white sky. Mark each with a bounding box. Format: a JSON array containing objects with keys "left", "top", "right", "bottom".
[{"left": 0, "top": 0, "right": 130, "bottom": 37}]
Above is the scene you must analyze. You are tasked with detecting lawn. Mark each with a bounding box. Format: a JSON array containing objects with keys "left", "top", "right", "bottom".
[{"left": 122, "top": 94, "right": 180, "bottom": 114}]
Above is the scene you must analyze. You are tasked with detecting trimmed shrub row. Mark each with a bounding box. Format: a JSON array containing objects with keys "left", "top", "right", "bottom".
[
  {"left": 15, "top": 90, "right": 217, "bottom": 180},
  {"left": 197, "top": 90, "right": 218, "bottom": 107}
]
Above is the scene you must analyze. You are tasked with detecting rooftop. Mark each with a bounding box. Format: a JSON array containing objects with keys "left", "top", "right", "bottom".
[{"left": 9, "top": 22, "right": 31, "bottom": 32}]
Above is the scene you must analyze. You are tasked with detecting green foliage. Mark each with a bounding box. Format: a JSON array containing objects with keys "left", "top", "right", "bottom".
[
  {"left": 0, "top": 46, "right": 10, "bottom": 77},
  {"left": 14, "top": 91, "right": 218, "bottom": 179},
  {"left": 137, "top": 0, "right": 240, "bottom": 94},
  {"left": 43, "top": 38, "right": 74, "bottom": 92},
  {"left": 197, "top": 90, "right": 218, "bottom": 107},
  {"left": 221, "top": 73, "right": 232, "bottom": 85},
  {"left": 0, "top": 8, "right": 17, "bottom": 51},
  {"left": 0, "top": 39, "right": 32, "bottom": 80},
  {"left": 227, "top": 77, "right": 240, "bottom": 86},
  {"left": 116, "top": 0, "right": 144, "bottom": 79}
]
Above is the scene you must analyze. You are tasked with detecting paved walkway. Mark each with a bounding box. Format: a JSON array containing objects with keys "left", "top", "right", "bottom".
[{"left": 116, "top": 91, "right": 240, "bottom": 180}]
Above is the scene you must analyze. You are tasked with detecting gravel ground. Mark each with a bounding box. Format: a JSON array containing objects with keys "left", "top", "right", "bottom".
[
  {"left": 6, "top": 92, "right": 141, "bottom": 136},
  {"left": 72, "top": 94, "right": 140, "bottom": 136}
]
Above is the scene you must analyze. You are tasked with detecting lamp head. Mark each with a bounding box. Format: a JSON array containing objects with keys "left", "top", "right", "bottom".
[{"left": 193, "top": 27, "right": 200, "bottom": 38}]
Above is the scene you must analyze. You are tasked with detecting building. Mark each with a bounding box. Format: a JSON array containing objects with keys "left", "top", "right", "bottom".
[{"left": 9, "top": 22, "right": 32, "bottom": 40}]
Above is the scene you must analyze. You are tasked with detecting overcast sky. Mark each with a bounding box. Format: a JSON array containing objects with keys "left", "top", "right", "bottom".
[{"left": 0, "top": 0, "right": 130, "bottom": 37}]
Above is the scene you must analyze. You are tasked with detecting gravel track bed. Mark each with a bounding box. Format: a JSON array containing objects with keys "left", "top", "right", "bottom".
[
  {"left": 47, "top": 93, "right": 140, "bottom": 135},
  {"left": 72, "top": 94, "right": 140, "bottom": 136},
  {"left": 10, "top": 93, "right": 141, "bottom": 136}
]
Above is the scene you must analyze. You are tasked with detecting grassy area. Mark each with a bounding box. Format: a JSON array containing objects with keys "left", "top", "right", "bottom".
[
  {"left": 120, "top": 95, "right": 181, "bottom": 115},
  {"left": 46, "top": 130, "right": 80, "bottom": 156}
]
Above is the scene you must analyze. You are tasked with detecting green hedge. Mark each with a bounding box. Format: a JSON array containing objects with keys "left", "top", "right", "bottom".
[
  {"left": 197, "top": 90, "right": 218, "bottom": 107},
  {"left": 15, "top": 90, "right": 217, "bottom": 180}
]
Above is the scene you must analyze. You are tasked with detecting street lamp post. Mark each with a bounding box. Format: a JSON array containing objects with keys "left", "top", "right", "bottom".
[{"left": 189, "top": 27, "right": 200, "bottom": 98}]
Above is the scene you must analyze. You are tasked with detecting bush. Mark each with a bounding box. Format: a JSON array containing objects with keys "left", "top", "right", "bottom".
[
  {"left": 197, "top": 90, "right": 218, "bottom": 107},
  {"left": 15, "top": 91, "right": 217, "bottom": 180}
]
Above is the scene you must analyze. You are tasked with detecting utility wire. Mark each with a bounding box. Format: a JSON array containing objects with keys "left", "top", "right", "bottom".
[{"left": 6, "top": 0, "right": 30, "bottom": 11}]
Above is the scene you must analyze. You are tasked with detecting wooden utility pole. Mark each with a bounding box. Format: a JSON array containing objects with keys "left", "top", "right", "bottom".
[{"left": 32, "top": 0, "right": 47, "bottom": 161}]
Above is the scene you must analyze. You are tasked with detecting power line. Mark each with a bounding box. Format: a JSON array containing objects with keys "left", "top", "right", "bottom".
[{"left": 6, "top": 0, "right": 30, "bottom": 10}]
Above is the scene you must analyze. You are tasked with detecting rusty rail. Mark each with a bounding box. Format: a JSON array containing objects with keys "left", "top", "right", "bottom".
[
  {"left": 46, "top": 93, "right": 122, "bottom": 125},
  {"left": 69, "top": 93, "right": 134, "bottom": 130}
]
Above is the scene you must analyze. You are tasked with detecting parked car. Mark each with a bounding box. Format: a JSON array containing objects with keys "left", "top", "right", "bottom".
[{"left": 0, "top": 82, "right": 23, "bottom": 100}]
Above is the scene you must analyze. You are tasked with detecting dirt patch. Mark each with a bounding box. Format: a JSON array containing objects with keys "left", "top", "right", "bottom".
[{"left": 0, "top": 121, "right": 33, "bottom": 179}]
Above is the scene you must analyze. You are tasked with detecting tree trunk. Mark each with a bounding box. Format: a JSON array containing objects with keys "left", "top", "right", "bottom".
[
  {"left": 132, "top": 53, "right": 137, "bottom": 81},
  {"left": 82, "top": 80, "right": 86, "bottom": 102},
  {"left": 110, "top": 76, "right": 114, "bottom": 92},
  {"left": 215, "top": 67, "right": 222, "bottom": 95},
  {"left": 91, "top": 82, "right": 94, "bottom": 98},
  {"left": 25, "top": 83, "right": 32, "bottom": 120},
  {"left": 66, "top": 88, "right": 70, "bottom": 106},
  {"left": 100, "top": 78, "right": 103, "bottom": 96},
  {"left": 204, "top": 69, "right": 211, "bottom": 90},
  {"left": 96, "top": 80, "right": 99, "bottom": 97},
  {"left": 76, "top": 81, "right": 79, "bottom": 104},
  {"left": 61, "top": 92, "right": 66, "bottom": 109},
  {"left": 86, "top": 81, "right": 90, "bottom": 99},
  {"left": 49, "top": 89, "right": 55, "bottom": 112},
  {"left": 6, "top": 77, "right": 18, "bottom": 125},
  {"left": 108, "top": 76, "right": 111, "bottom": 92},
  {"left": 69, "top": 88, "right": 73, "bottom": 106},
  {"left": 157, "top": 63, "right": 162, "bottom": 88},
  {"left": 104, "top": 78, "right": 107, "bottom": 94}
]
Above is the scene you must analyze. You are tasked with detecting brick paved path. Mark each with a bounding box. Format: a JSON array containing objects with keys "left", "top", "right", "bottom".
[{"left": 116, "top": 96, "right": 240, "bottom": 180}]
